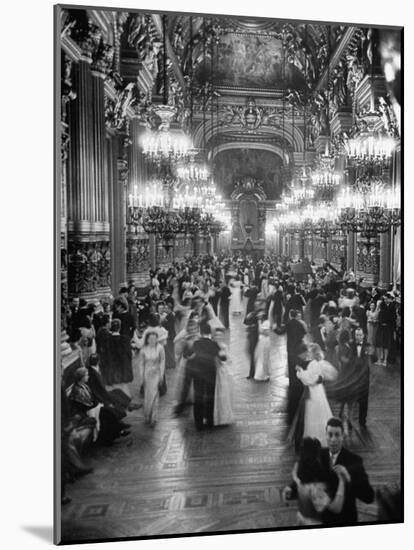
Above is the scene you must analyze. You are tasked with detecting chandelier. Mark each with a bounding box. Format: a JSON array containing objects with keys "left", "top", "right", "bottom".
[
  {"left": 311, "top": 144, "right": 341, "bottom": 189},
  {"left": 343, "top": 98, "right": 397, "bottom": 166},
  {"left": 336, "top": 178, "right": 401, "bottom": 237},
  {"left": 141, "top": 14, "right": 192, "bottom": 164},
  {"left": 176, "top": 149, "right": 210, "bottom": 182},
  {"left": 142, "top": 105, "right": 192, "bottom": 163},
  {"left": 281, "top": 184, "right": 315, "bottom": 208}
]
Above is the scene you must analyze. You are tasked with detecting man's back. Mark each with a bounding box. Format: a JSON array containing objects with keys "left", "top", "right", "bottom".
[
  {"left": 193, "top": 337, "right": 219, "bottom": 374},
  {"left": 286, "top": 319, "right": 306, "bottom": 352},
  {"left": 113, "top": 310, "right": 135, "bottom": 338}
]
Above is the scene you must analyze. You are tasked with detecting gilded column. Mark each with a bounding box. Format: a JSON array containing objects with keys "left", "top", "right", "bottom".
[
  {"left": 149, "top": 234, "right": 156, "bottom": 269},
  {"left": 193, "top": 233, "right": 200, "bottom": 256},
  {"left": 126, "top": 118, "right": 150, "bottom": 285},
  {"left": 346, "top": 232, "right": 356, "bottom": 271},
  {"left": 67, "top": 59, "right": 94, "bottom": 230},
  {"left": 378, "top": 230, "right": 392, "bottom": 289},
  {"left": 299, "top": 234, "right": 305, "bottom": 260},
  {"left": 66, "top": 19, "right": 112, "bottom": 300}
]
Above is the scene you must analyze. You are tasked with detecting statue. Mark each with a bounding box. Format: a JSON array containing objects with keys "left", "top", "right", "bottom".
[{"left": 378, "top": 96, "right": 399, "bottom": 137}]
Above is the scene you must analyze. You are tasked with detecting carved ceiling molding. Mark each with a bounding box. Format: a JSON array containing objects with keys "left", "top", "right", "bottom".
[
  {"left": 210, "top": 141, "right": 286, "bottom": 162},
  {"left": 193, "top": 117, "right": 304, "bottom": 152}
]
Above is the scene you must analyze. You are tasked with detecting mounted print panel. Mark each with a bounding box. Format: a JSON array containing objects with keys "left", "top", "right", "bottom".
[{"left": 55, "top": 3, "right": 403, "bottom": 545}]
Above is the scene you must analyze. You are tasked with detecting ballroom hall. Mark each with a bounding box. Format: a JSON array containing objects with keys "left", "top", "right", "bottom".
[{"left": 57, "top": 6, "right": 402, "bottom": 543}]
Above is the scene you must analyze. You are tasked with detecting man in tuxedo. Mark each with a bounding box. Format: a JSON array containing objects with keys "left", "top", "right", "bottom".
[
  {"left": 284, "top": 286, "right": 306, "bottom": 324},
  {"left": 351, "top": 328, "right": 370, "bottom": 427},
  {"left": 286, "top": 310, "right": 307, "bottom": 423},
  {"left": 192, "top": 322, "right": 221, "bottom": 430},
  {"left": 112, "top": 297, "right": 136, "bottom": 340},
  {"left": 282, "top": 416, "right": 374, "bottom": 522},
  {"left": 322, "top": 417, "right": 374, "bottom": 524}
]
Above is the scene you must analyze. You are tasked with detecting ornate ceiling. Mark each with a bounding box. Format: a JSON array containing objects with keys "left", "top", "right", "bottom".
[{"left": 61, "top": 8, "right": 394, "bottom": 199}]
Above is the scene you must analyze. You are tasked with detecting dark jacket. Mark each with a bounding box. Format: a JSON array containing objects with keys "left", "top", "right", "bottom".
[
  {"left": 112, "top": 310, "right": 136, "bottom": 339},
  {"left": 286, "top": 318, "right": 306, "bottom": 356},
  {"left": 192, "top": 338, "right": 220, "bottom": 381},
  {"left": 320, "top": 446, "right": 374, "bottom": 524}
]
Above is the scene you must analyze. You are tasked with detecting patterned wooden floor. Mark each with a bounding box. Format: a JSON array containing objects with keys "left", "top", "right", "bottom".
[{"left": 61, "top": 314, "right": 401, "bottom": 542}]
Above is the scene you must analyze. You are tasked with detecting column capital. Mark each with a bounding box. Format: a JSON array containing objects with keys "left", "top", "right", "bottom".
[
  {"left": 314, "top": 135, "right": 330, "bottom": 155},
  {"left": 330, "top": 110, "right": 353, "bottom": 138},
  {"left": 354, "top": 74, "right": 387, "bottom": 114}
]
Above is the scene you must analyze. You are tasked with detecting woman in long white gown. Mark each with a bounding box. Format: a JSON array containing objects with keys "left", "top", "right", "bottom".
[
  {"left": 213, "top": 327, "right": 234, "bottom": 425},
  {"left": 254, "top": 320, "right": 271, "bottom": 382},
  {"left": 296, "top": 344, "right": 338, "bottom": 445},
  {"left": 139, "top": 331, "right": 165, "bottom": 427},
  {"left": 230, "top": 276, "right": 243, "bottom": 315}
]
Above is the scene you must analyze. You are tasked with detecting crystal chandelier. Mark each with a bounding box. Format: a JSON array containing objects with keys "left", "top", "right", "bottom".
[
  {"left": 311, "top": 144, "right": 341, "bottom": 189},
  {"left": 343, "top": 98, "right": 397, "bottom": 166},
  {"left": 142, "top": 105, "right": 192, "bottom": 163},
  {"left": 176, "top": 149, "right": 210, "bottom": 182},
  {"left": 336, "top": 178, "right": 401, "bottom": 237},
  {"left": 141, "top": 14, "right": 192, "bottom": 164}
]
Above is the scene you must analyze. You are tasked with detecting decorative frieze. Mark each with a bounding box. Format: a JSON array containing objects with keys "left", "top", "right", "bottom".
[
  {"left": 126, "top": 237, "right": 150, "bottom": 275},
  {"left": 329, "top": 235, "right": 347, "bottom": 270},
  {"left": 355, "top": 236, "right": 380, "bottom": 286},
  {"left": 67, "top": 240, "right": 112, "bottom": 297}
]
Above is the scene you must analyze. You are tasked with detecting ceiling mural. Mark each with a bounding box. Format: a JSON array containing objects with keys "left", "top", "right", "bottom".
[
  {"left": 213, "top": 33, "right": 306, "bottom": 89},
  {"left": 213, "top": 148, "right": 284, "bottom": 199}
]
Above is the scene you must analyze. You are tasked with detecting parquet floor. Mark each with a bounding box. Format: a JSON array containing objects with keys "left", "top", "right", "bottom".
[{"left": 61, "top": 314, "right": 401, "bottom": 542}]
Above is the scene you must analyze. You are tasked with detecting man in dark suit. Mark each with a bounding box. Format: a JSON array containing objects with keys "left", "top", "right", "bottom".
[
  {"left": 351, "top": 327, "right": 370, "bottom": 427},
  {"left": 192, "top": 322, "right": 221, "bottom": 430},
  {"left": 112, "top": 297, "right": 136, "bottom": 339},
  {"left": 322, "top": 417, "right": 374, "bottom": 524},
  {"left": 283, "top": 416, "right": 374, "bottom": 522},
  {"left": 284, "top": 287, "right": 306, "bottom": 324},
  {"left": 286, "top": 310, "right": 307, "bottom": 423}
]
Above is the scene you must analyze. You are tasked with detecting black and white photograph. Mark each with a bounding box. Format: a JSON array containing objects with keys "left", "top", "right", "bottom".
[{"left": 54, "top": 3, "right": 403, "bottom": 545}]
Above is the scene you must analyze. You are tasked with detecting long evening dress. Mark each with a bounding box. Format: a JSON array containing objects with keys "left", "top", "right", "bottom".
[
  {"left": 214, "top": 344, "right": 234, "bottom": 425},
  {"left": 230, "top": 280, "right": 243, "bottom": 315},
  {"left": 139, "top": 344, "right": 165, "bottom": 425},
  {"left": 254, "top": 325, "right": 271, "bottom": 381},
  {"left": 296, "top": 360, "right": 338, "bottom": 445}
]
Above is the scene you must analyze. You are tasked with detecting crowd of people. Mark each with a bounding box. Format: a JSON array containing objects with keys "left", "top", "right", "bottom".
[{"left": 60, "top": 252, "right": 401, "bottom": 523}]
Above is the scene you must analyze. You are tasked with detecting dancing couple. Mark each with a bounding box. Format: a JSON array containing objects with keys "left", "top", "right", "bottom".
[
  {"left": 175, "top": 320, "right": 234, "bottom": 430},
  {"left": 287, "top": 343, "right": 338, "bottom": 448},
  {"left": 244, "top": 300, "right": 272, "bottom": 382},
  {"left": 283, "top": 418, "right": 374, "bottom": 525}
]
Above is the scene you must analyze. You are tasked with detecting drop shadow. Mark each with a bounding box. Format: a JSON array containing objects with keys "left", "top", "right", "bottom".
[{"left": 21, "top": 525, "right": 53, "bottom": 543}]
